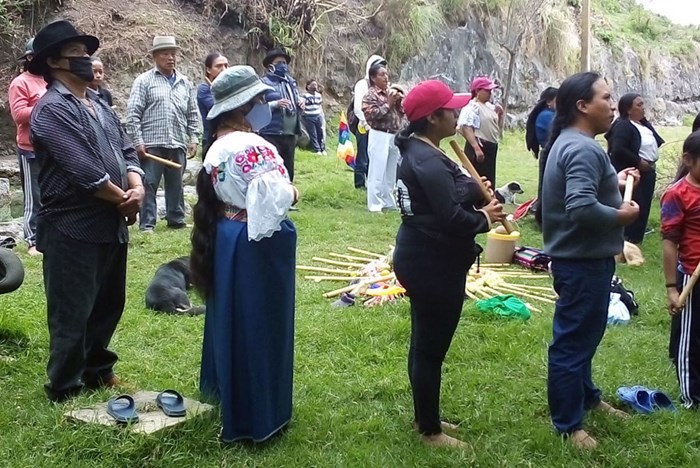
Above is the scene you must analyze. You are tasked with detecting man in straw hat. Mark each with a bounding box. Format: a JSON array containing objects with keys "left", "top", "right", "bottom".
[
  {"left": 28, "top": 19, "right": 145, "bottom": 402},
  {"left": 8, "top": 37, "right": 46, "bottom": 256},
  {"left": 126, "top": 35, "right": 200, "bottom": 233}
]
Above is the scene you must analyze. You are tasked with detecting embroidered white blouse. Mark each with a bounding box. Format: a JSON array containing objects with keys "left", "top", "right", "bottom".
[{"left": 203, "top": 131, "right": 295, "bottom": 241}]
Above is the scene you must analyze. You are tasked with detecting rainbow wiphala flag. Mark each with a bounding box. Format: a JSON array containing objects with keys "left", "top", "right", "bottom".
[{"left": 337, "top": 111, "right": 355, "bottom": 168}]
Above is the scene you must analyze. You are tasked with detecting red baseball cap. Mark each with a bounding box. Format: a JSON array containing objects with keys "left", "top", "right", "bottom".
[
  {"left": 470, "top": 76, "right": 499, "bottom": 93},
  {"left": 402, "top": 80, "right": 472, "bottom": 123}
]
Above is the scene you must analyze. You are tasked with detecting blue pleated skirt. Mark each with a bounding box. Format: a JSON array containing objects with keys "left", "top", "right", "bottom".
[{"left": 200, "top": 218, "right": 296, "bottom": 442}]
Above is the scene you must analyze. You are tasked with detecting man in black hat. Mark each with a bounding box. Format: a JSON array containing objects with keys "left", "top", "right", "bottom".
[
  {"left": 259, "top": 48, "right": 305, "bottom": 183},
  {"left": 29, "top": 20, "right": 145, "bottom": 402},
  {"left": 8, "top": 38, "right": 46, "bottom": 256}
]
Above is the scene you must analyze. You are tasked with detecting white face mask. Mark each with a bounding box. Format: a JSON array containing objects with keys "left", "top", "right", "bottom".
[{"left": 245, "top": 102, "right": 272, "bottom": 132}]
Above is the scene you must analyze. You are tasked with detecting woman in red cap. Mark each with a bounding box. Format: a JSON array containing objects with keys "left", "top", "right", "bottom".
[
  {"left": 457, "top": 77, "right": 504, "bottom": 188},
  {"left": 393, "top": 80, "right": 504, "bottom": 448}
]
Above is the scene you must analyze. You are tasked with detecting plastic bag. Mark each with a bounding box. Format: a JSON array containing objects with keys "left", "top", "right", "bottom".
[
  {"left": 476, "top": 294, "right": 531, "bottom": 321},
  {"left": 607, "top": 292, "right": 630, "bottom": 325}
]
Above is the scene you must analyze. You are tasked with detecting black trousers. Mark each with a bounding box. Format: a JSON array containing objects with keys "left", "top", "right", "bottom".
[
  {"left": 624, "top": 169, "right": 656, "bottom": 244},
  {"left": 37, "top": 220, "right": 128, "bottom": 401},
  {"left": 464, "top": 139, "right": 499, "bottom": 189},
  {"left": 670, "top": 269, "right": 700, "bottom": 408},
  {"left": 393, "top": 225, "right": 476, "bottom": 435},
  {"left": 261, "top": 134, "right": 297, "bottom": 182}
]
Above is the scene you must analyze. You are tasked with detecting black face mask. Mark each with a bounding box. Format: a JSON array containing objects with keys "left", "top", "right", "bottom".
[{"left": 58, "top": 56, "right": 94, "bottom": 82}]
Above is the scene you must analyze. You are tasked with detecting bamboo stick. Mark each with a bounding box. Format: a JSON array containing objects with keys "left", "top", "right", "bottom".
[
  {"left": 679, "top": 262, "right": 700, "bottom": 307},
  {"left": 322, "top": 273, "right": 395, "bottom": 298},
  {"left": 297, "top": 266, "right": 359, "bottom": 275},
  {"left": 328, "top": 253, "right": 375, "bottom": 263},
  {"left": 449, "top": 140, "right": 515, "bottom": 233},
  {"left": 347, "top": 247, "right": 385, "bottom": 258},
  {"left": 497, "top": 284, "right": 556, "bottom": 304},
  {"left": 305, "top": 276, "right": 371, "bottom": 282},
  {"left": 144, "top": 152, "right": 182, "bottom": 169},
  {"left": 465, "top": 289, "right": 480, "bottom": 301},
  {"left": 623, "top": 174, "right": 634, "bottom": 202},
  {"left": 312, "top": 257, "right": 367, "bottom": 268},
  {"left": 503, "top": 283, "right": 553, "bottom": 292}
]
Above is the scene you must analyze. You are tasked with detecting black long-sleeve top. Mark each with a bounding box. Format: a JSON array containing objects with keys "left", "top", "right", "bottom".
[
  {"left": 605, "top": 118, "right": 664, "bottom": 172},
  {"left": 395, "top": 136, "right": 491, "bottom": 247},
  {"left": 31, "top": 81, "right": 143, "bottom": 244}
]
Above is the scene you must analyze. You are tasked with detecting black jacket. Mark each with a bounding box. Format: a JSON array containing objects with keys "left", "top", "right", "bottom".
[
  {"left": 395, "top": 136, "right": 490, "bottom": 247},
  {"left": 605, "top": 118, "right": 664, "bottom": 172}
]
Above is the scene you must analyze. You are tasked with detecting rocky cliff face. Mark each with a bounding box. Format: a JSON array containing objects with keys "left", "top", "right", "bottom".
[{"left": 399, "top": 12, "right": 700, "bottom": 125}]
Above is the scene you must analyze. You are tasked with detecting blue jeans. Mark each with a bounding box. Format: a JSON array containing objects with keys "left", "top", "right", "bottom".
[
  {"left": 139, "top": 147, "right": 186, "bottom": 230},
  {"left": 548, "top": 257, "right": 615, "bottom": 434},
  {"left": 353, "top": 130, "right": 369, "bottom": 188},
  {"left": 17, "top": 149, "right": 41, "bottom": 247}
]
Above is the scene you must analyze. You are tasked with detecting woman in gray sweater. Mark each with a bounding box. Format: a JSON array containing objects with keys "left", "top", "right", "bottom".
[{"left": 541, "top": 71, "right": 640, "bottom": 450}]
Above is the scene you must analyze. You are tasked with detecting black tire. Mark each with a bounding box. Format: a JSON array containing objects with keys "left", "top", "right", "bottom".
[{"left": 0, "top": 248, "right": 25, "bottom": 294}]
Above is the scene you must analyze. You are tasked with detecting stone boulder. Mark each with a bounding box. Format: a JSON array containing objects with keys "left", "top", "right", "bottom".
[{"left": 0, "top": 178, "right": 11, "bottom": 222}]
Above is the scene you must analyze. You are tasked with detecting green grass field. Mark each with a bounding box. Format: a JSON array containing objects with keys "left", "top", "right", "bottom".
[{"left": 0, "top": 126, "right": 697, "bottom": 467}]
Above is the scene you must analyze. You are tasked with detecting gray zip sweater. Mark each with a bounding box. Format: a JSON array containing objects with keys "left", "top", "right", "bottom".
[{"left": 542, "top": 128, "right": 624, "bottom": 259}]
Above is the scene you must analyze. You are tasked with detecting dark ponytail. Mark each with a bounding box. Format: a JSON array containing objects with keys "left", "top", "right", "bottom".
[
  {"left": 525, "top": 87, "right": 558, "bottom": 156},
  {"left": 617, "top": 93, "right": 640, "bottom": 120},
  {"left": 190, "top": 118, "right": 225, "bottom": 299},
  {"left": 692, "top": 112, "right": 700, "bottom": 133},
  {"left": 541, "top": 72, "right": 601, "bottom": 159}
]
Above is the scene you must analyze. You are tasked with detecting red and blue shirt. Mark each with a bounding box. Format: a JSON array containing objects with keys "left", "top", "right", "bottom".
[{"left": 661, "top": 178, "right": 700, "bottom": 274}]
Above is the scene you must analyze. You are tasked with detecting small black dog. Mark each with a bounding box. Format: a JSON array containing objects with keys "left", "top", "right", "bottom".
[
  {"left": 145, "top": 256, "right": 205, "bottom": 315},
  {"left": 494, "top": 181, "right": 524, "bottom": 204}
]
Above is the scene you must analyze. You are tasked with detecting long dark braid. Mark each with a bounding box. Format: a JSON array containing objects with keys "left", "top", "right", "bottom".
[
  {"left": 541, "top": 72, "right": 601, "bottom": 160},
  {"left": 525, "top": 86, "right": 558, "bottom": 156},
  {"left": 190, "top": 116, "right": 225, "bottom": 299}
]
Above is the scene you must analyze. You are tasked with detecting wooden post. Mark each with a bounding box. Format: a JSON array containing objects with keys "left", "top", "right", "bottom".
[{"left": 580, "top": 0, "right": 591, "bottom": 71}]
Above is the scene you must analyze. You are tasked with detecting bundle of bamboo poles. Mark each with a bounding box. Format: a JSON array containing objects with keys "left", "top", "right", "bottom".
[
  {"left": 296, "top": 246, "right": 405, "bottom": 305},
  {"left": 466, "top": 263, "right": 556, "bottom": 313}
]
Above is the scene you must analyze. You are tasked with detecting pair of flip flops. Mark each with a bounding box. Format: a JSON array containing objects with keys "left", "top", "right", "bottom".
[
  {"left": 616, "top": 386, "right": 677, "bottom": 414},
  {"left": 106, "top": 390, "right": 186, "bottom": 424}
]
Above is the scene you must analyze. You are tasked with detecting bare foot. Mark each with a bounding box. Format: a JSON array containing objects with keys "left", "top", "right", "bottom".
[
  {"left": 413, "top": 421, "right": 460, "bottom": 433},
  {"left": 569, "top": 429, "right": 598, "bottom": 450},
  {"left": 421, "top": 432, "right": 469, "bottom": 449},
  {"left": 27, "top": 246, "right": 41, "bottom": 256},
  {"left": 595, "top": 401, "right": 630, "bottom": 419}
]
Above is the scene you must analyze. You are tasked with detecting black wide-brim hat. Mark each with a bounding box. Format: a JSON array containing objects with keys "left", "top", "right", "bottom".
[
  {"left": 27, "top": 20, "right": 99, "bottom": 75},
  {"left": 262, "top": 48, "right": 291, "bottom": 68}
]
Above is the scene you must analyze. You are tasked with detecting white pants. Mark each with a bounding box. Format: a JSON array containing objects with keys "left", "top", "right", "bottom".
[{"left": 367, "top": 129, "right": 398, "bottom": 212}]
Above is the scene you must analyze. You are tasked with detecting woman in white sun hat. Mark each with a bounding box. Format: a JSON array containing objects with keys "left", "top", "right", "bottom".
[{"left": 190, "top": 65, "right": 299, "bottom": 443}]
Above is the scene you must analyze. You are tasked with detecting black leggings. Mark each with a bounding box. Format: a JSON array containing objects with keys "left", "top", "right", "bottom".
[
  {"left": 464, "top": 139, "right": 499, "bottom": 189},
  {"left": 393, "top": 225, "right": 476, "bottom": 435}
]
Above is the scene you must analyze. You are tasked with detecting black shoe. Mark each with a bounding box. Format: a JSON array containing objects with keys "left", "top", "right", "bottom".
[{"left": 45, "top": 384, "right": 82, "bottom": 403}]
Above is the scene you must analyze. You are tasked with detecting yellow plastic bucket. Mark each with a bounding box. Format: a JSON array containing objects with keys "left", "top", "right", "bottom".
[{"left": 484, "top": 228, "right": 520, "bottom": 263}]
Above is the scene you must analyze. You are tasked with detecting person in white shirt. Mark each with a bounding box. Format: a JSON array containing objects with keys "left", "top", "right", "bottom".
[
  {"left": 605, "top": 93, "right": 665, "bottom": 244},
  {"left": 351, "top": 55, "right": 386, "bottom": 189},
  {"left": 457, "top": 76, "right": 504, "bottom": 188}
]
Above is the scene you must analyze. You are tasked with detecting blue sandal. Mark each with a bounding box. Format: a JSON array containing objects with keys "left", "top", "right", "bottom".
[
  {"left": 106, "top": 395, "right": 139, "bottom": 424},
  {"left": 616, "top": 386, "right": 653, "bottom": 414},
  {"left": 650, "top": 390, "right": 677, "bottom": 412},
  {"left": 156, "top": 390, "right": 186, "bottom": 417}
]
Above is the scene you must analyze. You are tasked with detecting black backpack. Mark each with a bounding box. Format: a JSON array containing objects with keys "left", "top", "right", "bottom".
[
  {"left": 611, "top": 275, "right": 639, "bottom": 315},
  {"left": 347, "top": 97, "right": 359, "bottom": 135}
]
